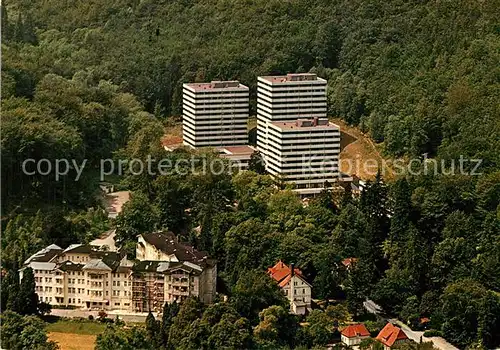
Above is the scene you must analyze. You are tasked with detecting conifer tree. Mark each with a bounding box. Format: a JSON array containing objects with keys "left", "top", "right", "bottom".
[
  {"left": 1, "top": 1, "right": 9, "bottom": 41},
  {"left": 18, "top": 267, "right": 39, "bottom": 315}
]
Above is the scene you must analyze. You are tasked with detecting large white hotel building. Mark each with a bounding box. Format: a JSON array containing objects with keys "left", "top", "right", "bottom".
[
  {"left": 20, "top": 232, "right": 217, "bottom": 313},
  {"left": 182, "top": 80, "right": 249, "bottom": 148},
  {"left": 257, "top": 73, "right": 342, "bottom": 194}
]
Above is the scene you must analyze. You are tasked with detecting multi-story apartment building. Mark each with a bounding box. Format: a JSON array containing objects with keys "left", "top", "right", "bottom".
[
  {"left": 266, "top": 117, "right": 341, "bottom": 195},
  {"left": 134, "top": 232, "right": 217, "bottom": 311},
  {"left": 21, "top": 231, "right": 217, "bottom": 313},
  {"left": 22, "top": 244, "right": 135, "bottom": 310},
  {"left": 268, "top": 261, "right": 312, "bottom": 315},
  {"left": 257, "top": 73, "right": 327, "bottom": 159},
  {"left": 182, "top": 80, "right": 249, "bottom": 148}
]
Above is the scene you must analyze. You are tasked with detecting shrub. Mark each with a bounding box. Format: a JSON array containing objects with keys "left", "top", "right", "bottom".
[
  {"left": 423, "top": 329, "right": 443, "bottom": 337},
  {"left": 98, "top": 310, "right": 108, "bottom": 321}
]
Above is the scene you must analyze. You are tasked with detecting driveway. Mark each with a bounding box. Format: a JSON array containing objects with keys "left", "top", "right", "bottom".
[
  {"left": 390, "top": 319, "right": 458, "bottom": 350},
  {"left": 363, "top": 300, "right": 458, "bottom": 350}
]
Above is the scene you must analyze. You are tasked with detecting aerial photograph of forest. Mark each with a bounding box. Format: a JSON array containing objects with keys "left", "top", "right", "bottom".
[{"left": 1, "top": 0, "right": 499, "bottom": 349}]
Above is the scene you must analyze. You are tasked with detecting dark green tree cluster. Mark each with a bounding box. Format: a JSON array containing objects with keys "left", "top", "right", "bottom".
[
  {"left": 0, "top": 311, "right": 58, "bottom": 350},
  {"left": 1, "top": 267, "right": 51, "bottom": 316},
  {"left": 370, "top": 175, "right": 500, "bottom": 349},
  {"left": 1, "top": 73, "right": 153, "bottom": 212},
  {"left": 1, "top": 0, "right": 499, "bottom": 349},
  {"left": 97, "top": 295, "right": 354, "bottom": 349}
]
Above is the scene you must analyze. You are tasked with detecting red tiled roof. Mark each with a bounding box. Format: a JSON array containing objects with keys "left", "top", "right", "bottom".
[
  {"left": 341, "top": 324, "right": 370, "bottom": 338},
  {"left": 268, "top": 260, "right": 287, "bottom": 274},
  {"left": 376, "top": 323, "right": 408, "bottom": 347},
  {"left": 267, "top": 260, "right": 304, "bottom": 283},
  {"left": 278, "top": 274, "right": 292, "bottom": 288},
  {"left": 342, "top": 257, "right": 358, "bottom": 267},
  {"left": 267, "top": 260, "right": 309, "bottom": 289}
]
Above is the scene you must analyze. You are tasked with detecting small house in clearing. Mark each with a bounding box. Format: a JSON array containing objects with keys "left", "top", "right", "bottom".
[{"left": 376, "top": 323, "right": 410, "bottom": 350}]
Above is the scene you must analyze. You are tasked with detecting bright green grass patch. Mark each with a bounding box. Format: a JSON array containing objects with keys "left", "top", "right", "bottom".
[{"left": 46, "top": 320, "right": 107, "bottom": 335}]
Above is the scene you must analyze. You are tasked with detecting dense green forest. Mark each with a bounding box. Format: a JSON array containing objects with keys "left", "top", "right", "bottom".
[{"left": 1, "top": 0, "right": 499, "bottom": 349}]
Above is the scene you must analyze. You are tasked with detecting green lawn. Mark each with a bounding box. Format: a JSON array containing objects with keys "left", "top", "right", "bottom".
[{"left": 46, "top": 320, "right": 107, "bottom": 335}]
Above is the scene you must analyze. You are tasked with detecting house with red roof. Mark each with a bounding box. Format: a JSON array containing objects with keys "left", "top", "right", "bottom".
[
  {"left": 376, "top": 323, "right": 410, "bottom": 349},
  {"left": 267, "top": 260, "right": 312, "bottom": 315},
  {"left": 340, "top": 323, "right": 371, "bottom": 346}
]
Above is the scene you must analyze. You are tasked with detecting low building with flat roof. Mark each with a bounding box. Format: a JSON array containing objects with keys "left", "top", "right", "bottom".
[{"left": 218, "top": 145, "right": 256, "bottom": 171}]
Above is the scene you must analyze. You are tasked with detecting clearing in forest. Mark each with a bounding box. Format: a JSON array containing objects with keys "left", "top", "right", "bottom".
[{"left": 331, "top": 118, "right": 395, "bottom": 181}]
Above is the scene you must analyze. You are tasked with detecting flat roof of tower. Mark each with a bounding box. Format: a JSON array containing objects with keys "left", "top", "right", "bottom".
[
  {"left": 259, "top": 73, "right": 326, "bottom": 84},
  {"left": 184, "top": 80, "right": 249, "bottom": 92},
  {"left": 270, "top": 118, "right": 339, "bottom": 131}
]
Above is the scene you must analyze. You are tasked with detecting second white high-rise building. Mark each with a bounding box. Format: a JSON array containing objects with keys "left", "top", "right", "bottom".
[
  {"left": 256, "top": 73, "right": 346, "bottom": 195},
  {"left": 257, "top": 73, "right": 327, "bottom": 157},
  {"left": 183, "top": 81, "right": 249, "bottom": 148}
]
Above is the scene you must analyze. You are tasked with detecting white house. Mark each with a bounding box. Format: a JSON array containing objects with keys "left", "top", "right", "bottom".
[
  {"left": 268, "top": 260, "right": 312, "bottom": 315},
  {"left": 341, "top": 324, "right": 371, "bottom": 346}
]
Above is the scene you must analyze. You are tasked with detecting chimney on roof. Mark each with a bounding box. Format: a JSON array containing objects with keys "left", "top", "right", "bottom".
[
  {"left": 211, "top": 80, "right": 239, "bottom": 88},
  {"left": 290, "top": 263, "right": 295, "bottom": 277}
]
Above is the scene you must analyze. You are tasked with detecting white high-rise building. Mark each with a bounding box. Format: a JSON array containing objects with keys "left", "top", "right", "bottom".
[
  {"left": 266, "top": 118, "right": 341, "bottom": 195},
  {"left": 257, "top": 73, "right": 327, "bottom": 157},
  {"left": 182, "top": 81, "right": 249, "bottom": 148}
]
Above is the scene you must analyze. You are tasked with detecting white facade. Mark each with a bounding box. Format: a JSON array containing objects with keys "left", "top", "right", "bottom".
[
  {"left": 257, "top": 73, "right": 327, "bottom": 158},
  {"left": 182, "top": 80, "right": 249, "bottom": 148},
  {"left": 266, "top": 118, "right": 341, "bottom": 195},
  {"left": 135, "top": 233, "right": 217, "bottom": 306},
  {"left": 281, "top": 274, "right": 312, "bottom": 315},
  {"left": 22, "top": 232, "right": 217, "bottom": 313},
  {"left": 341, "top": 334, "right": 371, "bottom": 347}
]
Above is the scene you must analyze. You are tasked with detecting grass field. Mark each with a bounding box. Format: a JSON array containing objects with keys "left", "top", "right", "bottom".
[
  {"left": 46, "top": 320, "right": 107, "bottom": 335},
  {"left": 46, "top": 320, "right": 106, "bottom": 350}
]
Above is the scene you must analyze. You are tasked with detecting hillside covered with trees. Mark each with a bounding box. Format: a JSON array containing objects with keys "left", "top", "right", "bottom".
[{"left": 1, "top": 0, "right": 499, "bottom": 349}]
